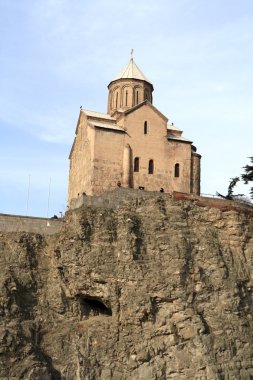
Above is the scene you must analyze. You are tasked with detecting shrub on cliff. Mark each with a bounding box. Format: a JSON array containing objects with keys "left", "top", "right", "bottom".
[{"left": 242, "top": 157, "right": 253, "bottom": 199}]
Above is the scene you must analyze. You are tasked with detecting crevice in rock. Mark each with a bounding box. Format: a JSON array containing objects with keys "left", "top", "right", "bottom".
[
  {"left": 237, "top": 280, "right": 253, "bottom": 316},
  {"left": 197, "top": 310, "right": 210, "bottom": 335},
  {"left": 156, "top": 196, "right": 167, "bottom": 215},
  {"left": 127, "top": 216, "right": 145, "bottom": 259},
  {"left": 79, "top": 216, "right": 93, "bottom": 242},
  {"left": 76, "top": 295, "right": 112, "bottom": 318},
  {"left": 180, "top": 238, "right": 194, "bottom": 286},
  {"left": 104, "top": 215, "right": 117, "bottom": 243},
  {"left": 57, "top": 266, "right": 69, "bottom": 286},
  {"left": 139, "top": 297, "right": 158, "bottom": 324},
  {"left": 4, "top": 275, "right": 37, "bottom": 319}
]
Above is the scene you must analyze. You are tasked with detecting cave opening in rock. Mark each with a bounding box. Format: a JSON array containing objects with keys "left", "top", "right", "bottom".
[{"left": 77, "top": 295, "right": 112, "bottom": 317}]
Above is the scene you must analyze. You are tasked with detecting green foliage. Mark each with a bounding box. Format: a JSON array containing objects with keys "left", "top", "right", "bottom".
[
  {"left": 217, "top": 177, "right": 240, "bottom": 200},
  {"left": 227, "top": 177, "right": 240, "bottom": 198},
  {"left": 241, "top": 157, "right": 253, "bottom": 199},
  {"left": 217, "top": 157, "right": 253, "bottom": 202}
]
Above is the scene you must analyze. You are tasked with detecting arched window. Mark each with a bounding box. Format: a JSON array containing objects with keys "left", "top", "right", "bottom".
[
  {"left": 134, "top": 157, "right": 139, "bottom": 172},
  {"left": 116, "top": 92, "right": 118, "bottom": 108},
  {"left": 174, "top": 163, "right": 180, "bottom": 177},
  {"left": 144, "top": 121, "right": 148, "bottom": 134},
  {"left": 136, "top": 91, "right": 139, "bottom": 104},
  {"left": 125, "top": 90, "right": 128, "bottom": 106},
  {"left": 148, "top": 159, "right": 154, "bottom": 174},
  {"left": 144, "top": 89, "right": 149, "bottom": 101}
]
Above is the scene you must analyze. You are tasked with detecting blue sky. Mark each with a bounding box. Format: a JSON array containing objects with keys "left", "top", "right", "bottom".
[{"left": 1, "top": 0, "right": 253, "bottom": 216}]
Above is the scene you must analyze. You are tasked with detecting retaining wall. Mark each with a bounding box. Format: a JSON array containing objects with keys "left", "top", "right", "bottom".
[
  {"left": 1, "top": 190, "right": 252, "bottom": 235},
  {"left": 70, "top": 188, "right": 253, "bottom": 214},
  {"left": 69, "top": 188, "right": 170, "bottom": 210},
  {"left": 172, "top": 191, "right": 253, "bottom": 214},
  {"left": 0, "top": 214, "right": 63, "bottom": 235}
]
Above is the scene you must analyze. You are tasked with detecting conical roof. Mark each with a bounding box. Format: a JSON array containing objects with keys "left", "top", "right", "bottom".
[{"left": 111, "top": 57, "right": 152, "bottom": 85}]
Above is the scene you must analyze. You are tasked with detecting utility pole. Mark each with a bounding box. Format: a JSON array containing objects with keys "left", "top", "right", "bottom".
[
  {"left": 46, "top": 177, "right": 51, "bottom": 219},
  {"left": 26, "top": 175, "right": 31, "bottom": 216}
]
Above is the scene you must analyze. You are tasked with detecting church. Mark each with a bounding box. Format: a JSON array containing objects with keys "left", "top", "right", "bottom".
[{"left": 68, "top": 54, "right": 201, "bottom": 204}]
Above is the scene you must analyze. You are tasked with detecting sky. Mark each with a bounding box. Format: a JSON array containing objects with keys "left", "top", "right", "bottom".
[{"left": 0, "top": 0, "right": 253, "bottom": 217}]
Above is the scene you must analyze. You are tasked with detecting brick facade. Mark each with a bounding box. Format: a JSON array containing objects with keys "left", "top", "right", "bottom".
[{"left": 68, "top": 57, "right": 201, "bottom": 205}]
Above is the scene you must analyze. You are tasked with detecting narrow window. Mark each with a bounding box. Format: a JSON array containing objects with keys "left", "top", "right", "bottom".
[
  {"left": 136, "top": 91, "right": 139, "bottom": 104},
  {"left": 144, "top": 89, "right": 149, "bottom": 101},
  {"left": 148, "top": 159, "right": 154, "bottom": 174},
  {"left": 125, "top": 90, "right": 128, "bottom": 106},
  {"left": 116, "top": 92, "right": 118, "bottom": 108},
  {"left": 175, "top": 163, "right": 180, "bottom": 177},
  {"left": 134, "top": 157, "right": 139, "bottom": 172},
  {"left": 144, "top": 121, "right": 148, "bottom": 134}
]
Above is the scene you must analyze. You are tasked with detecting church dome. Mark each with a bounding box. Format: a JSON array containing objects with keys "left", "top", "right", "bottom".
[
  {"left": 111, "top": 57, "right": 152, "bottom": 85},
  {"left": 107, "top": 54, "right": 154, "bottom": 115}
]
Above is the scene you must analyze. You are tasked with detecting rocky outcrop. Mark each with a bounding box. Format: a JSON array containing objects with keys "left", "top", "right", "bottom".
[{"left": 1, "top": 191, "right": 253, "bottom": 379}]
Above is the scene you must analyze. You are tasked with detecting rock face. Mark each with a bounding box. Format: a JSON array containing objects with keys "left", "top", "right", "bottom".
[{"left": 1, "top": 192, "right": 253, "bottom": 379}]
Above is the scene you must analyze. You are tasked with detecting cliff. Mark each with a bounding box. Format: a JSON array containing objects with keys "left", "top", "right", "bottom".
[{"left": 1, "top": 190, "right": 253, "bottom": 380}]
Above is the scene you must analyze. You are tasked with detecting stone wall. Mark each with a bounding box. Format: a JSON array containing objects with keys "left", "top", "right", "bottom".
[
  {"left": 68, "top": 112, "right": 95, "bottom": 202},
  {"left": 68, "top": 102, "right": 201, "bottom": 203},
  {"left": 108, "top": 78, "right": 153, "bottom": 114},
  {"left": 0, "top": 213, "right": 63, "bottom": 235},
  {"left": 190, "top": 151, "right": 201, "bottom": 195},
  {"left": 69, "top": 187, "right": 171, "bottom": 210},
  {"left": 69, "top": 187, "right": 253, "bottom": 215},
  {"left": 123, "top": 103, "right": 193, "bottom": 193},
  {"left": 92, "top": 128, "right": 125, "bottom": 194},
  {"left": 173, "top": 191, "right": 253, "bottom": 214}
]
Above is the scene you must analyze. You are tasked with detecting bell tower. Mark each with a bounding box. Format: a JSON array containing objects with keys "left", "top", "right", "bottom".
[{"left": 107, "top": 51, "right": 154, "bottom": 115}]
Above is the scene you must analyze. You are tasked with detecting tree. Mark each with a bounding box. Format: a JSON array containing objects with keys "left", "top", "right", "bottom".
[
  {"left": 241, "top": 157, "right": 253, "bottom": 199},
  {"left": 216, "top": 177, "right": 240, "bottom": 200},
  {"left": 227, "top": 176, "right": 241, "bottom": 199}
]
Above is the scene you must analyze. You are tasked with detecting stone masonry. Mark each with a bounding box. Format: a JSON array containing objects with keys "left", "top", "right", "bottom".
[
  {"left": 0, "top": 213, "right": 63, "bottom": 235},
  {"left": 68, "top": 56, "right": 201, "bottom": 203}
]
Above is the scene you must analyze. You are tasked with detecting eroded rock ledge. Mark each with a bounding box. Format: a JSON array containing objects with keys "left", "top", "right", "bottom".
[{"left": 1, "top": 193, "right": 253, "bottom": 379}]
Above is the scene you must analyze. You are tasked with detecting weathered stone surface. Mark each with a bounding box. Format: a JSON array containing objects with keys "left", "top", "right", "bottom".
[
  {"left": 0, "top": 213, "right": 62, "bottom": 234},
  {"left": 1, "top": 194, "right": 253, "bottom": 379}
]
